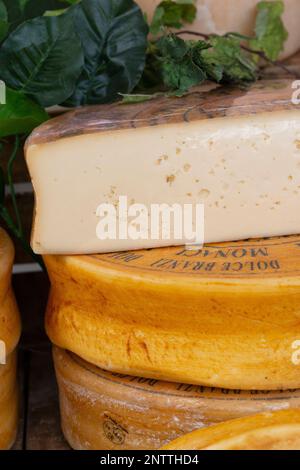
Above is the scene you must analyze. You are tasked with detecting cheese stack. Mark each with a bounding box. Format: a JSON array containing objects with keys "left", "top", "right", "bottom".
[
  {"left": 45, "top": 235, "right": 300, "bottom": 449},
  {"left": 25, "top": 78, "right": 300, "bottom": 449},
  {"left": 0, "top": 229, "right": 21, "bottom": 450},
  {"left": 53, "top": 347, "right": 300, "bottom": 450}
]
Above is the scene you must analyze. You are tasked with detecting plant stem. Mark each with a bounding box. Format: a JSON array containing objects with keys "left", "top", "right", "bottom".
[
  {"left": 0, "top": 206, "right": 45, "bottom": 270},
  {"left": 7, "top": 135, "right": 23, "bottom": 236},
  {"left": 0, "top": 138, "right": 45, "bottom": 271}
]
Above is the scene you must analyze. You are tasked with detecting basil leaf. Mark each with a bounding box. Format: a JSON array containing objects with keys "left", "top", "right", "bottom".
[
  {"left": 0, "top": 0, "right": 8, "bottom": 42},
  {"left": 0, "top": 13, "right": 84, "bottom": 107},
  {"left": 0, "top": 88, "right": 49, "bottom": 138},
  {"left": 64, "top": 0, "right": 148, "bottom": 106},
  {"left": 250, "top": 0, "right": 288, "bottom": 61}
]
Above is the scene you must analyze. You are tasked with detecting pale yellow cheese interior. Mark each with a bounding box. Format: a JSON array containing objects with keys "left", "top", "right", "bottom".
[{"left": 28, "top": 111, "right": 300, "bottom": 254}]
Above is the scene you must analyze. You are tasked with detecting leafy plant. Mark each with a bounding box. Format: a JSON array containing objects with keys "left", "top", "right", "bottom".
[
  {"left": 0, "top": 88, "right": 49, "bottom": 138},
  {"left": 0, "top": 13, "right": 84, "bottom": 106},
  {"left": 65, "top": 0, "right": 148, "bottom": 106},
  {"left": 150, "top": 0, "right": 196, "bottom": 35},
  {"left": 0, "top": 1, "right": 8, "bottom": 42},
  {"left": 250, "top": 0, "right": 288, "bottom": 60},
  {"left": 129, "top": 0, "right": 291, "bottom": 99},
  {"left": 1, "top": 0, "right": 74, "bottom": 36}
]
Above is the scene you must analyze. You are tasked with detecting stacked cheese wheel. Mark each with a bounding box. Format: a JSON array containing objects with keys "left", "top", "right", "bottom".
[
  {"left": 25, "top": 78, "right": 300, "bottom": 449},
  {"left": 163, "top": 409, "right": 300, "bottom": 450},
  {"left": 53, "top": 348, "right": 300, "bottom": 450},
  {"left": 0, "top": 229, "right": 21, "bottom": 450},
  {"left": 46, "top": 235, "right": 300, "bottom": 449}
]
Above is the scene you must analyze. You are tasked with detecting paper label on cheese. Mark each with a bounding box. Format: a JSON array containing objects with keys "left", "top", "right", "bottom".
[
  {"left": 87, "top": 235, "right": 300, "bottom": 279},
  {"left": 71, "top": 352, "right": 300, "bottom": 400}
]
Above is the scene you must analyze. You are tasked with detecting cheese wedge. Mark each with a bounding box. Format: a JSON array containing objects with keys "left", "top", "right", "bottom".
[
  {"left": 53, "top": 347, "right": 300, "bottom": 450},
  {"left": 137, "top": 0, "right": 300, "bottom": 60},
  {"left": 26, "top": 79, "right": 300, "bottom": 255},
  {"left": 0, "top": 351, "right": 18, "bottom": 450},
  {"left": 46, "top": 235, "right": 300, "bottom": 390},
  {"left": 162, "top": 409, "right": 300, "bottom": 450}
]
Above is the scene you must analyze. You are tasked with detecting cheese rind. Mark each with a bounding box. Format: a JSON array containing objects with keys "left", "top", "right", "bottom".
[
  {"left": 53, "top": 347, "right": 300, "bottom": 450},
  {"left": 26, "top": 80, "right": 300, "bottom": 255},
  {"left": 162, "top": 409, "right": 300, "bottom": 450},
  {"left": 0, "top": 351, "right": 18, "bottom": 450},
  {"left": 46, "top": 236, "right": 300, "bottom": 390},
  {"left": 0, "top": 229, "right": 21, "bottom": 356},
  {"left": 137, "top": 0, "right": 300, "bottom": 60}
]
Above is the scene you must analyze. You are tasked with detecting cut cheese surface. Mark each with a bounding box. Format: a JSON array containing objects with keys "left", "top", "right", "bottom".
[
  {"left": 0, "top": 351, "right": 18, "bottom": 450},
  {"left": 53, "top": 347, "right": 300, "bottom": 450},
  {"left": 162, "top": 409, "right": 300, "bottom": 450},
  {"left": 0, "top": 229, "right": 21, "bottom": 356},
  {"left": 46, "top": 235, "right": 300, "bottom": 390},
  {"left": 137, "top": 0, "right": 300, "bottom": 60},
  {"left": 26, "top": 79, "right": 300, "bottom": 255}
]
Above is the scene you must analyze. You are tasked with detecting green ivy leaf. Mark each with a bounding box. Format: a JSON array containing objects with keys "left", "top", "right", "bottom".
[
  {"left": 0, "top": 88, "right": 49, "bottom": 138},
  {"left": 64, "top": 0, "right": 148, "bottom": 106},
  {"left": 0, "top": 12, "right": 84, "bottom": 107},
  {"left": 156, "top": 35, "right": 208, "bottom": 95},
  {"left": 249, "top": 0, "right": 288, "bottom": 61},
  {"left": 150, "top": 0, "right": 196, "bottom": 35},
  {"left": 201, "top": 36, "right": 257, "bottom": 84}
]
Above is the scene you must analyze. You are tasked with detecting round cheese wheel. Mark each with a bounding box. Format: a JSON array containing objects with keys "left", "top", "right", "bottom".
[
  {"left": 137, "top": 0, "right": 300, "bottom": 60},
  {"left": 0, "top": 351, "right": 18, "bottom": 450},
  {"left": 46, "top": 236, "right": 300, "bottom": 390},
  {"left": 0, "top": 228, "right": 21, "bottom": 356},
  {"left": 53, "top": 347, "right": 300, "bottom": 450},
  {"left": 162, "top": 409, "right": 300, "bottom": 450}
]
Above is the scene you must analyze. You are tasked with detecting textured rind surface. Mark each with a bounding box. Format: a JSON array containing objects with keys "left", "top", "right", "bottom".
[
  {"left": 162, "top": 409, "right": 300, "bottom": 450},
  {"left": 137, "top": 0, "right": 300, "bottom": 60},
  {"left": 25, "top": 79, "right": 296, "bottom": 147},
  {"left": 0, "top": 351, "right": 18, "bottom": 450},
  {"left": 0, "top": 228, "right": 21, "bottom": 355},
  {"left": 46, "top": 236, "right": 300, "bottom": 390},
  {"left": 53, "top": 348, "right": 300, "bottom": 450}
]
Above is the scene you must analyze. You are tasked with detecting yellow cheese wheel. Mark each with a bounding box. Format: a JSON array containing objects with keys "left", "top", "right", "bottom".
[
  {"left": 53, "top": 347, "right": 300, "bottom": 450},
  {"left": 137, "top": 0, "right": 300, "bottom": 60},
  {"left": 0, "top": 228, "right": 21, "bottom": 355},
  {"left": 46, "top": 236, "right": 300, "bottom": 390},
  {"left": 162, "top": 409, "right": 300, "bottom": 450},
  {"left": 0, "top": 351, "right": 18, "bottom": 450}
]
